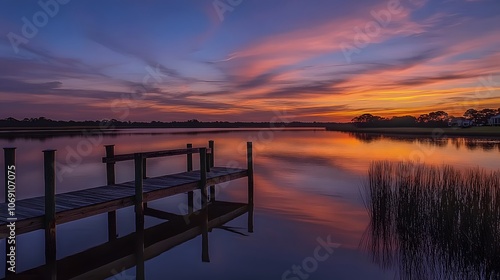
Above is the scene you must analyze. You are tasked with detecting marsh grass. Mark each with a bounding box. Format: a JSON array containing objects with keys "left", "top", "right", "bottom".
[{"left": 362, "top": 161, "right": 500, "bottom": 280}]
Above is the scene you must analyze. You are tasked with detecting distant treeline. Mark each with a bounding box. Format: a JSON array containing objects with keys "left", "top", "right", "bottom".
[
  {"left": 0, "top": 117, "right": 332, "bottom": 129},
  {"left": 351, "top": 108, "right": 500, "bottom": 128}
]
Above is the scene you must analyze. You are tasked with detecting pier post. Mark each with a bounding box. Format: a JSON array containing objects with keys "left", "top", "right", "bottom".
[
  {"left": 134, "top": 153, "right": 145, "bottom": 233},
  {"left": 199, "top": 148, "right": 210, "bottom": 262},
  {"left": 142, "top": 158, "right": 147, "bottom": 179},
  {"left": 134, "top": 153, "right": 145, "bottom": 276},
  {"left": 186, "top": 144, "right": 193, "bottom": 172},
  {"left": 43, "top": 150, "right": 57, "bottom": 280},
  {"left": 208, "top": 140, "right": 215, "bottom": 202},
  {"left": 104, "top": 145, "right": 117, "bottom": 241},
  {"left": 187, "top": 144, "right": 194, "bottom": 214},
  {"left": 247, "top": 142, "right": 254, "bottom": 233},
  {"left": 209, "top": 140, "right": 215, "bottom": 168},
  {"left": 142, "top": 157, "right": 148, "bottom": 209}
]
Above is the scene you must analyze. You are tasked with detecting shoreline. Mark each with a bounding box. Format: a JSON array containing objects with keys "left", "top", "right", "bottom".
[
  {"left": 325, "top": 126, "right": 500, "bottom": 138},
  {"left": 0, "top": 126, "right": 326, "bottom": 139}
]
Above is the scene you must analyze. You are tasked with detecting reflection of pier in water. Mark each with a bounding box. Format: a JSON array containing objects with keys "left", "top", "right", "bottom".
[
  {"left": 6, "top": 201, "right": 252, "bottom": 279},
  {"left": 1, "top": 140, "right": 254, "bottom": 279}
]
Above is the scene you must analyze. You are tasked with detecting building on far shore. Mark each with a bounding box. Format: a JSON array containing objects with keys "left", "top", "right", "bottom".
[
  {"left": 449, "top": 117, "right": 473, "bottom": 127},
  {"left": 488, "top": 115, "right": 500, "bottom": 126}
]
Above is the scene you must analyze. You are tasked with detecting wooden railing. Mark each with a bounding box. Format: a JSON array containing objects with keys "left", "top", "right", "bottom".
[{"left": 102, "top": 141, "right": 217, "bottom": 241}]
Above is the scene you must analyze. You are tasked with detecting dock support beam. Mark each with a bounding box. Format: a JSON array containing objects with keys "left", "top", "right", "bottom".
[
  {"left": 200, "top": 148, "right": 210, "bottom": 262},
  {"left": 104, "top": 145, "right": 117, "bottom": 241},
  {"left": 43, "top": 150, "right": 57, "bottom": 280},
  {"left": 186, "top": 143, "right": 194, "bottom": 214},
  {"left": 247, "top": 142, "right": 254, "bottom": 233},
  {"left": 134, "top": 153, "right": 145, "bottom": 278},
  {"left": 209, "top": 140, "right": 215, "bottom": 202}
]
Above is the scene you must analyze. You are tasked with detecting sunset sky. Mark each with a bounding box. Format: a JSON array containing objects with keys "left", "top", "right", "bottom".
[{"left": 0, "top": 0, "right": 499, "bottom": 122}]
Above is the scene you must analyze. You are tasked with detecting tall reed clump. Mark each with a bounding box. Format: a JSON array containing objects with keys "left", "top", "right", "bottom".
[{"left": 362, "top": 161, "right": 500, "bottom": 280}]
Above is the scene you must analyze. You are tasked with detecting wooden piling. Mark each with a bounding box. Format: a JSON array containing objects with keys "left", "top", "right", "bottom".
[
  {"left": 104, "top": 145, "right": 115, "bottom": 183},
  {"left": 104, "top": 145, "right": 117, "bottom": 241},
  {"left": 134, "top": 153, "right": 145, "bottom": 277},
  {"left": 142, "top": 158, "right": 147, "bottom": 179},
  {"left": 136, "top": 233, "right": 145, "bottom": 280},
  {"left": 187, "top": 144, "right": 193, "bottom": 214},
  {"left": 247, "top": 142, "right": 254, "bottom": 233},
  {"left": 142, "top": 157, "right": 148, "bottom": 209},
  {"left": 209, "top": 140, "right": 214, "bottom": 168},
  {"left": 186, "top": 143, "right": 193, "bottom": 172},
  {"left": 208, "top": 141, "right": 215, "bottom": 202},
  {"left": 134, "top": 153, "right": 144, "bottom": 233},
  {"left": 43, "top": 150, "right": 57, "bottom": 280},
  {"left": 206, "top": 154, "right": 211, "bottom": 173},
  {"left": 199, "top": 148, "right": 210, "bottom": 262}
]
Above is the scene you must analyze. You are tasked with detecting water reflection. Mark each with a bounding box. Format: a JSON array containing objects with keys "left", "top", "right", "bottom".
[
  {"left": 2, "top": 130, "right": 500, "bottom": 279},
  {"left": 0, "top": 128, "right": 323, "bottom": 141},
  {"left": 7, "top": 201, "right": 250, "bottom": 279},
  {"left": 350, "top": 132, "right": 500, "bottom": 152},
  {"left": 363, "top": 161, "right": 500, "bottom": 280}
]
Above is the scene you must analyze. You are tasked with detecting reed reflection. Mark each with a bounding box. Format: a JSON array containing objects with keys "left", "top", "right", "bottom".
[{"left": 362, "top": 161, "right": 500, "bottom": 280}]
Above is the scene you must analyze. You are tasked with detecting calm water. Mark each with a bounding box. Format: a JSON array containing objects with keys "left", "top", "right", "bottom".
[{"left": 0, "top": 128, "right": 499, "bottom": 279}]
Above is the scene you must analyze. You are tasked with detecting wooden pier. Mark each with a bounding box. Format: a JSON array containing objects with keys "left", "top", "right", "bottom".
[{"left": 0, "top": 141, "right": 254, "bottom": 279}]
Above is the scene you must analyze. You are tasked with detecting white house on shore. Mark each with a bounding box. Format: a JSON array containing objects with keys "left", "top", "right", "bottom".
[
  {"left": 488, "top": 115, "right": 500, "bottom": 126},
  {"left": 449, "top": 117, "right": 473, "bottom": 127}
]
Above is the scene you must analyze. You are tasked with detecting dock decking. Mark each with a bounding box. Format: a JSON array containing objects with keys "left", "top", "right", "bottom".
[{"left": 0, "top": 167, "right": 247, "bottom": 237}]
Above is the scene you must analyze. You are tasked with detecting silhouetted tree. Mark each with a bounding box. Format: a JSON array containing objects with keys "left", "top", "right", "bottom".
[
  {"left": 418, "top": 111, "right": 449, "bottom": 127},
  {"left": 389, "top": 116, "right": 417, "bottom": 127},
  {"left": 417, "top": 114, "right": 430, "bottom": 123},
  {"left": 352, "top": 114, "right": 384, "bottom": 123},
  {"left": 463, "top": 109, "right": 479, "bottom": 122},
  {"left": 463, "top": 108, "right": 498, "bottom": 125}
]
